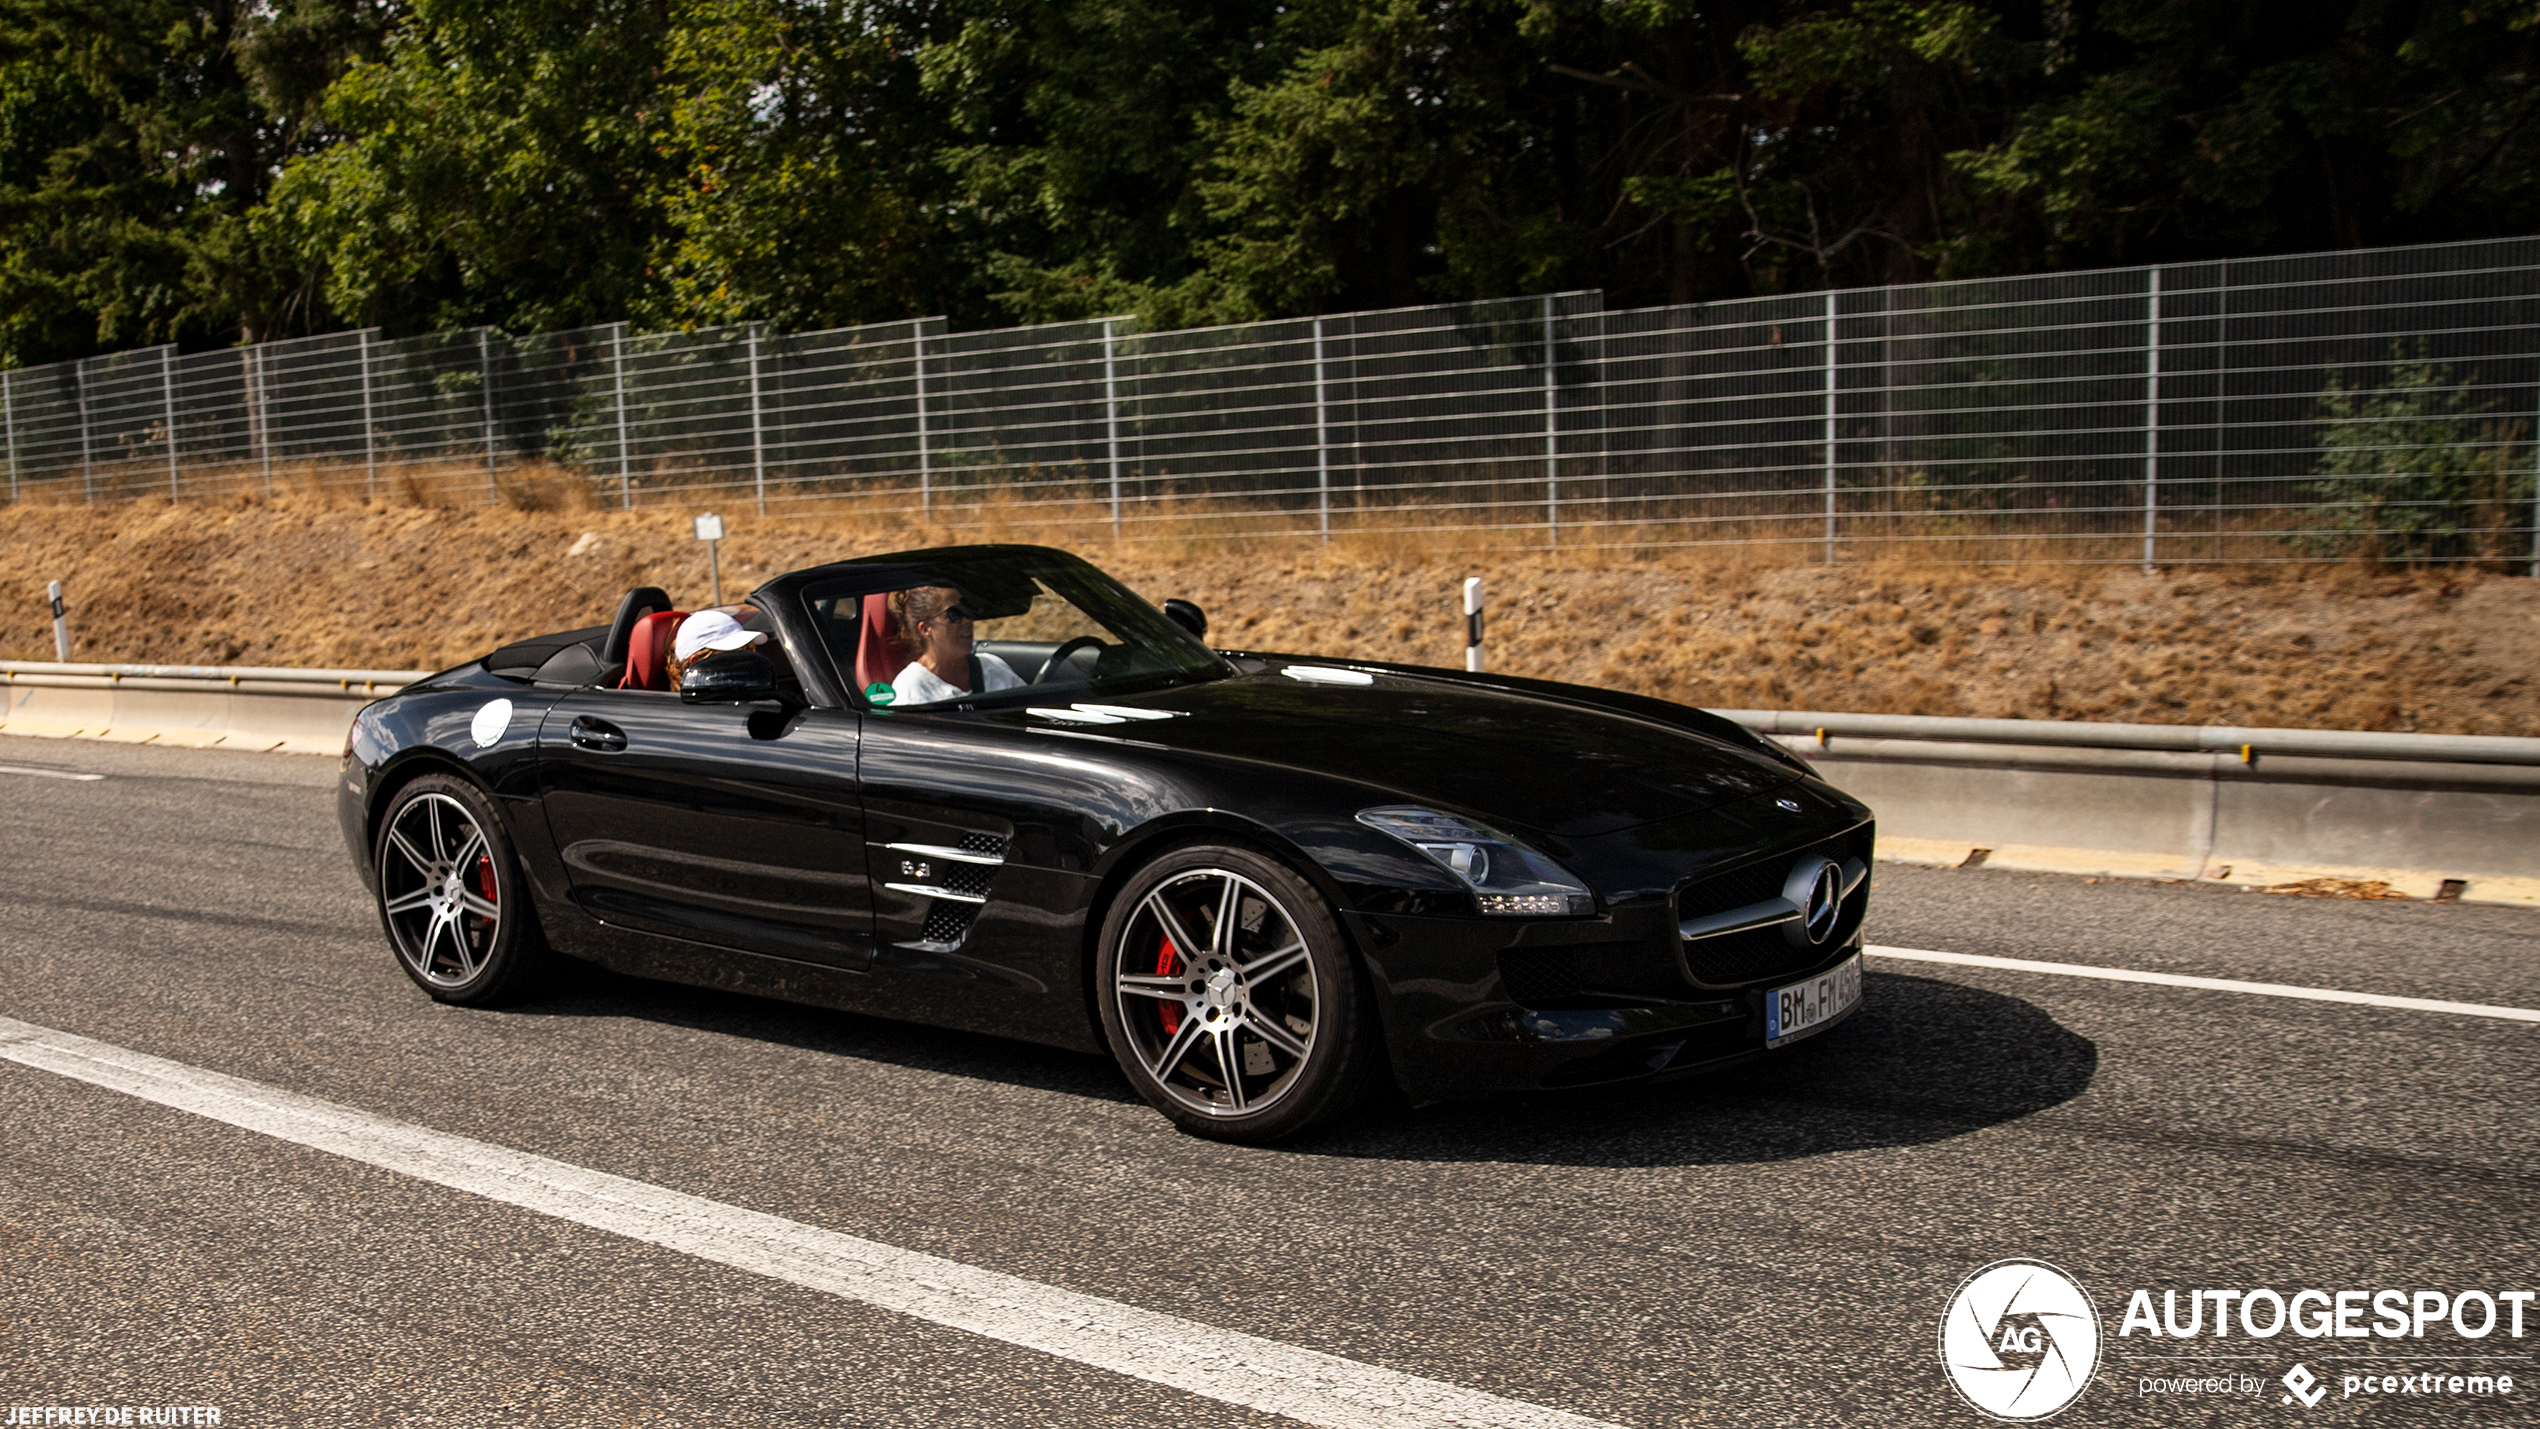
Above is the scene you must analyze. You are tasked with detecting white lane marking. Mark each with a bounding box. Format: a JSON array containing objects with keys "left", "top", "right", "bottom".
[
  {"left": 0, "top": 765, "right": 104, "bottom": 781},
  {"left": 0, "top": 1015, "right": 1619, "bottom": 1429},
  {"left": 1868, "top": 945, "right": 2540, "bottom": 1024}
]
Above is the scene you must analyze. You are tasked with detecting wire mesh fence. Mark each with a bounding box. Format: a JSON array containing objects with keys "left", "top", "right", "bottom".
[{"left": 5, "top": 236, "right": 2537, "bottom": 568}]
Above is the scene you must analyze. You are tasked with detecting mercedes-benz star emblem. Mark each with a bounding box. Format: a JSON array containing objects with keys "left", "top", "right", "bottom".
[
  {"left": 1803, "top": 861, "right": 1843, "bottom": 943},
  {"left": 1775, "top": 797, "right": 1803, "bottom": 812}
]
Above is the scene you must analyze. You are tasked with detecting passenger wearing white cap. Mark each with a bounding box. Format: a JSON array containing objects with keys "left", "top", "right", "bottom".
[{"left": 668, "top": 607, "right": 766, "bottom": 686}]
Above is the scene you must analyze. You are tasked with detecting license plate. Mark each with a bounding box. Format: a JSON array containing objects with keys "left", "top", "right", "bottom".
[{"left": 1765, "top": 952, "right": 1862, "bottom": 1047}]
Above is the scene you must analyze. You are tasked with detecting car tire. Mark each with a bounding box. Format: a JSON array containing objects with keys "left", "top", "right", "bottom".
[
  {"left": 1095, "top": 843, "right": 1381, "bottom": 1143},
  {"left": 374, "top": 773, "right": 553, "bottom": 1006}
]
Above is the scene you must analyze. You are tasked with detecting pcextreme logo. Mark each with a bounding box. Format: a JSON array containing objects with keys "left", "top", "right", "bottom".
[{"left": 1939, "top": 1259, "right": 2104, "bottom": 1421}]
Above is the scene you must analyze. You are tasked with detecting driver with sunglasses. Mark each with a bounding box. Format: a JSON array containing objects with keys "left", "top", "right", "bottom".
[{"left": 888, "top": 585, "right": 1024, "bottom": 705}]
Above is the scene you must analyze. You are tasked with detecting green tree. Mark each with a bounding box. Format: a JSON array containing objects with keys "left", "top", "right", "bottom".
[
  {"left": 2300, "top": 352, "right": 2533, "bottom": 564},
  {"left": 0, "top": 0, "right": 382, "bottom": 365},
  {"left": 1953, "top": 1, "right": 2540, "bottom": 270},
  {"left": 651, "top": 0, "right": 944, "bottom": 330},
  {"left": 1173, "top": 0, "right": 1624, "bottom": 320},
  {"left": 257, "top": 0, "right": 674, "bottom": 336},
  {"left": 906, "top": 0, "right": 1286, "bottom": 325}
]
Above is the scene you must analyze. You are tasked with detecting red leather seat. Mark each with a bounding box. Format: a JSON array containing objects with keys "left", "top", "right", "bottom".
[
  {"left": 854, "top": 592, "right": 916, "bottom": 692},
  {"left": 617, "top": 610, "right": 689, "bottom": 690}
]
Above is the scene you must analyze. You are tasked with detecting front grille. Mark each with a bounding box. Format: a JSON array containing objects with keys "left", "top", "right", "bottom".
[
  {"left": 1675, "top": 826, "right": 1871, "bottom": 988},
  {"left": 1497, "top": 948, "right": 1582, "bottom": 1004}
]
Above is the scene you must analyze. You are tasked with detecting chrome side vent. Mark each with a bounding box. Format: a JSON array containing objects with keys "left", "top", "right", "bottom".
[{"left": 886, "top": 835, "right": 1009, "bottom": 951}]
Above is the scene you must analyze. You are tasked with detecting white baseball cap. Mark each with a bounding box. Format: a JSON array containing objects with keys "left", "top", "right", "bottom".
[{"left": 674, "top": 609, "right": 768, "bottom": 663}]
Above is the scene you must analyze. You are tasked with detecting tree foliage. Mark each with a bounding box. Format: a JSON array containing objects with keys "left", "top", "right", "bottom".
[
  {"left": 0, "top": 0, "right": 383, "bottom": 363},
  {"left": 2300, "top": 351, "right": 2534, "bottom": 564},
  {"left": 5, "top": 0, "right": 2540, "bottom": 361}
]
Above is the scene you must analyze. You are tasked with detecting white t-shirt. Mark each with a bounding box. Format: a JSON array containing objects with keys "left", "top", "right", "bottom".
[{"left": 891, "top": 652, "right": 1022, "bottom": 706}]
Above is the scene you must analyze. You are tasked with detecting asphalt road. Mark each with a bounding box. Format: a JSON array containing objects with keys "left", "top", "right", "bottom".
[{"left": 0, "top": 738, "right": 2532, "bottom": 1427}]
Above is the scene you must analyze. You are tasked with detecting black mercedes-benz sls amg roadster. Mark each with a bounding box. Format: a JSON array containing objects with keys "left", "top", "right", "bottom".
[{"left": 338, "top": 544, "right": 1873, "bottom": 1142}]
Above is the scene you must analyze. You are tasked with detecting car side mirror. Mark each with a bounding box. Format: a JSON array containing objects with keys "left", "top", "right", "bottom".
[
  {"left": 680, "top": 649, "right": 779, "bottom": 704},
  {"left": 1162, "top": 599, "right": 1207, "bottom": 640}
]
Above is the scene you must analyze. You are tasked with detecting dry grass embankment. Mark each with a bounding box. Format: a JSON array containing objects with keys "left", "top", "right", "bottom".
[{"left": 3, "top": 486, "right": 2534, "bottom": 735}]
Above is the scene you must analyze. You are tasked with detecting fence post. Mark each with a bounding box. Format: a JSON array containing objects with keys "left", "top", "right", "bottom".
[
  {"left": 77, "top": 359, "right": 92, "bottom": 502},
  {"left": 914, "top": 319, "right": 934, "bottom": 516},
  {"left": 1822, "top": 290, "right": 1839, "bottom": 565},
  {"left": 162, "top": 346, "right": 179, "bottom": 500},
  {"left": 359, "top": 329, "right": 376, "bottom": 500},
  {"left": 747, "top": 323, "right": 767, "bottom": 516},
  {"left": 251, "top": 345, "right": 271, "bottom": 494},
  {"left": 1104, "top": 317, "right": 1122, "bottom": 536},
  {"left": 5, "top": 369, "right": 17, "bottom": 503},
  {"left": 612, "top": 321, "right": 632, "bottom": 509},
  {"left": 2144, "top": 268, "right": 2163, "bottom": 572},
  {"left": 1543, "top": 295, "right": 1558, "bottom": 545},
  {"left": 479, "top": 328, "right": 497, "bottom": 500},
  {"left": 1313, "top": 316, "right": 1330, "bottom": 541}
]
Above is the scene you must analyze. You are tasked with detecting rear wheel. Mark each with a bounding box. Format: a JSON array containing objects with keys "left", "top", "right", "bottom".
[
  {"left": 1095, "top": 844, "right": 1380, "bottom": 1142},
  {"left": 374, "top": 774, "right": 551, "bottom": 1005}
]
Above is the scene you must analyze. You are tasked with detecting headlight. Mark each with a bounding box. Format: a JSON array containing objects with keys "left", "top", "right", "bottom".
[{"left": 1355, "top": 806, "right": 1593, "bottom": 916}]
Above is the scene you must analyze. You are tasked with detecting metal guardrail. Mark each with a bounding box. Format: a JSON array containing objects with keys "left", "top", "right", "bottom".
[
  {"left": 1, "top": 661, "right": 431, "bottom": 691},
  {"left": 1722, "top": 710, "right": 2540, "bottom": 767},
  {"left": 1728, "top": 711, "right": 2540, "bottom": 904},
  {"left": 3, "top": 237, "right": 2537, "bottom": 567},
  {"left": 0, "top": 661, "right": 429, "bottom": 753}
]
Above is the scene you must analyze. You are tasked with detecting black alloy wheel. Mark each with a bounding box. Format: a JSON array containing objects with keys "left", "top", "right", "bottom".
[
  {"left": 374, "top": 773, "right": 551, "bottom": 1005},
  {"left": 1095, "top": 844, "right": 1381, "bottom": 1142}
]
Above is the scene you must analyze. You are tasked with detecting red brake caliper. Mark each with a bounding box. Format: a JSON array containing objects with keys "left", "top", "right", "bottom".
[
  {"left": 1156, "top": 935, "right": 1182, "bottom": 1035},
  {"left": 475, "top": 853, "right": 498, "bottom": 911}
]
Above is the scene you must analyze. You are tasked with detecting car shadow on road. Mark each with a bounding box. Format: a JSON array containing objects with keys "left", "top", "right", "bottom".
[
  {"left": 522, "top": 966, "right": 2093, "bottom": 1164},
  {"left": 523, "top": 963, "right": 1144, "bottom": 1105},
  {"left": 1303, "top": 971, "right": 2098, "bottom": 1167}
]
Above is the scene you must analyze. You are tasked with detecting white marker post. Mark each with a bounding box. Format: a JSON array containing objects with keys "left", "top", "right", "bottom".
[
  {"left": 1462, "top": 576, "right": 1483, "bottom": 673},
  {"left": 47, "top": 580, "right": 68, "bottom": 659},
  {"left": 694, "top": 513, "right": 725, "bottom": 606}
]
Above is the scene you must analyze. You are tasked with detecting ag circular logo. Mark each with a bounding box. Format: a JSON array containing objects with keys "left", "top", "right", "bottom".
[{"left": 1939, "top": 1259, "right": 2101, "bottom": 1420}]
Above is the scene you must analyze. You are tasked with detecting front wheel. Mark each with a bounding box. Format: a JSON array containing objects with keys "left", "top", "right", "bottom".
[
  {"left": 1095, "top": 844, "right": 1381, "bottom": 1142},
  {"left": 374, "top": 773, "right": 552, "bottom": 1006}
]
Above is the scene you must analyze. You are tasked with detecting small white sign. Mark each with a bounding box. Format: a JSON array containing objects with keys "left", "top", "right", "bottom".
[{"left": 694, "top": 513, "right": 725, "bottom": 542}]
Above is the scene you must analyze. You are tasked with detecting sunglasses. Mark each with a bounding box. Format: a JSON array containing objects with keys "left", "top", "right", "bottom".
[{"left": 932, "top": 604, "right": 976, "bottom": 624}]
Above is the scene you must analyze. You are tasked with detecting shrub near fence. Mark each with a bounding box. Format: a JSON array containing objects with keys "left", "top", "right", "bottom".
[{"left": 4, "top": 237, "right": 2537, "bottom": 569}]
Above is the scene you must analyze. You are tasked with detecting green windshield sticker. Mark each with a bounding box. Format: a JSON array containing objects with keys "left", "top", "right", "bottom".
[{"left": 864, "top": 681, "right": 897, "bottom": 706}]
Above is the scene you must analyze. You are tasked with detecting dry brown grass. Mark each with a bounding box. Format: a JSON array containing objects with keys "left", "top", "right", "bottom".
[{"left": 2, "top": 478, "right": 2534, "bottom": 735}]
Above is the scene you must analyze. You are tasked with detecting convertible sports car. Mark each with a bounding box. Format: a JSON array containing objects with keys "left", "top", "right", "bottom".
[{"left": 339, "top": 545, "right": 1873, "bottom": 1142}]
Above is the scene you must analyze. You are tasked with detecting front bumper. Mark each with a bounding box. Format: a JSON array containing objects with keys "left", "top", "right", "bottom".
[{"left": 1346, "top": 903, "right": 1865, "bottom": 1104}]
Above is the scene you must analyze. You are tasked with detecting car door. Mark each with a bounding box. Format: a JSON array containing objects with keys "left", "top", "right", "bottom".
[{"left": 535, "top": 688, "right": 872, "bottom": 969}]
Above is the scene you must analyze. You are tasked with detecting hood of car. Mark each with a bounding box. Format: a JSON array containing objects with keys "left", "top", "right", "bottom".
[{"left": 1032, "top": 665, "right": 1801, "bottom": 840}]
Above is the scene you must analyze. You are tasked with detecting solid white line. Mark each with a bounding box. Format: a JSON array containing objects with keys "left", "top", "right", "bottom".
[
  {"left": 0, "top": 765, "right": 103, "bottom": 781},
  {"left": 0, "top": 1015, "right": 1618, "bottom": 1429},
  {"left": 1866, "top": 946, "right": 2540, "bottom": 1023}
]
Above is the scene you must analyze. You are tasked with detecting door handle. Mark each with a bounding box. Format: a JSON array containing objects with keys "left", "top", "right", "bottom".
[{"left": 569, "top": 715, "right": 627, "bottom": 752}]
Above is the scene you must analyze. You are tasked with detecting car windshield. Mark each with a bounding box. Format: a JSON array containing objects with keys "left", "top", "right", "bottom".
[{"left": 797, "top": 548, "right": 1229, "bottom": 709}]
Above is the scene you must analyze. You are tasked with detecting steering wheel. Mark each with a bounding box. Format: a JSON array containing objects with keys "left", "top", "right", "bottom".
[{"left": 1032, "top": 635, "right": 1107, "bottom": 686}]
